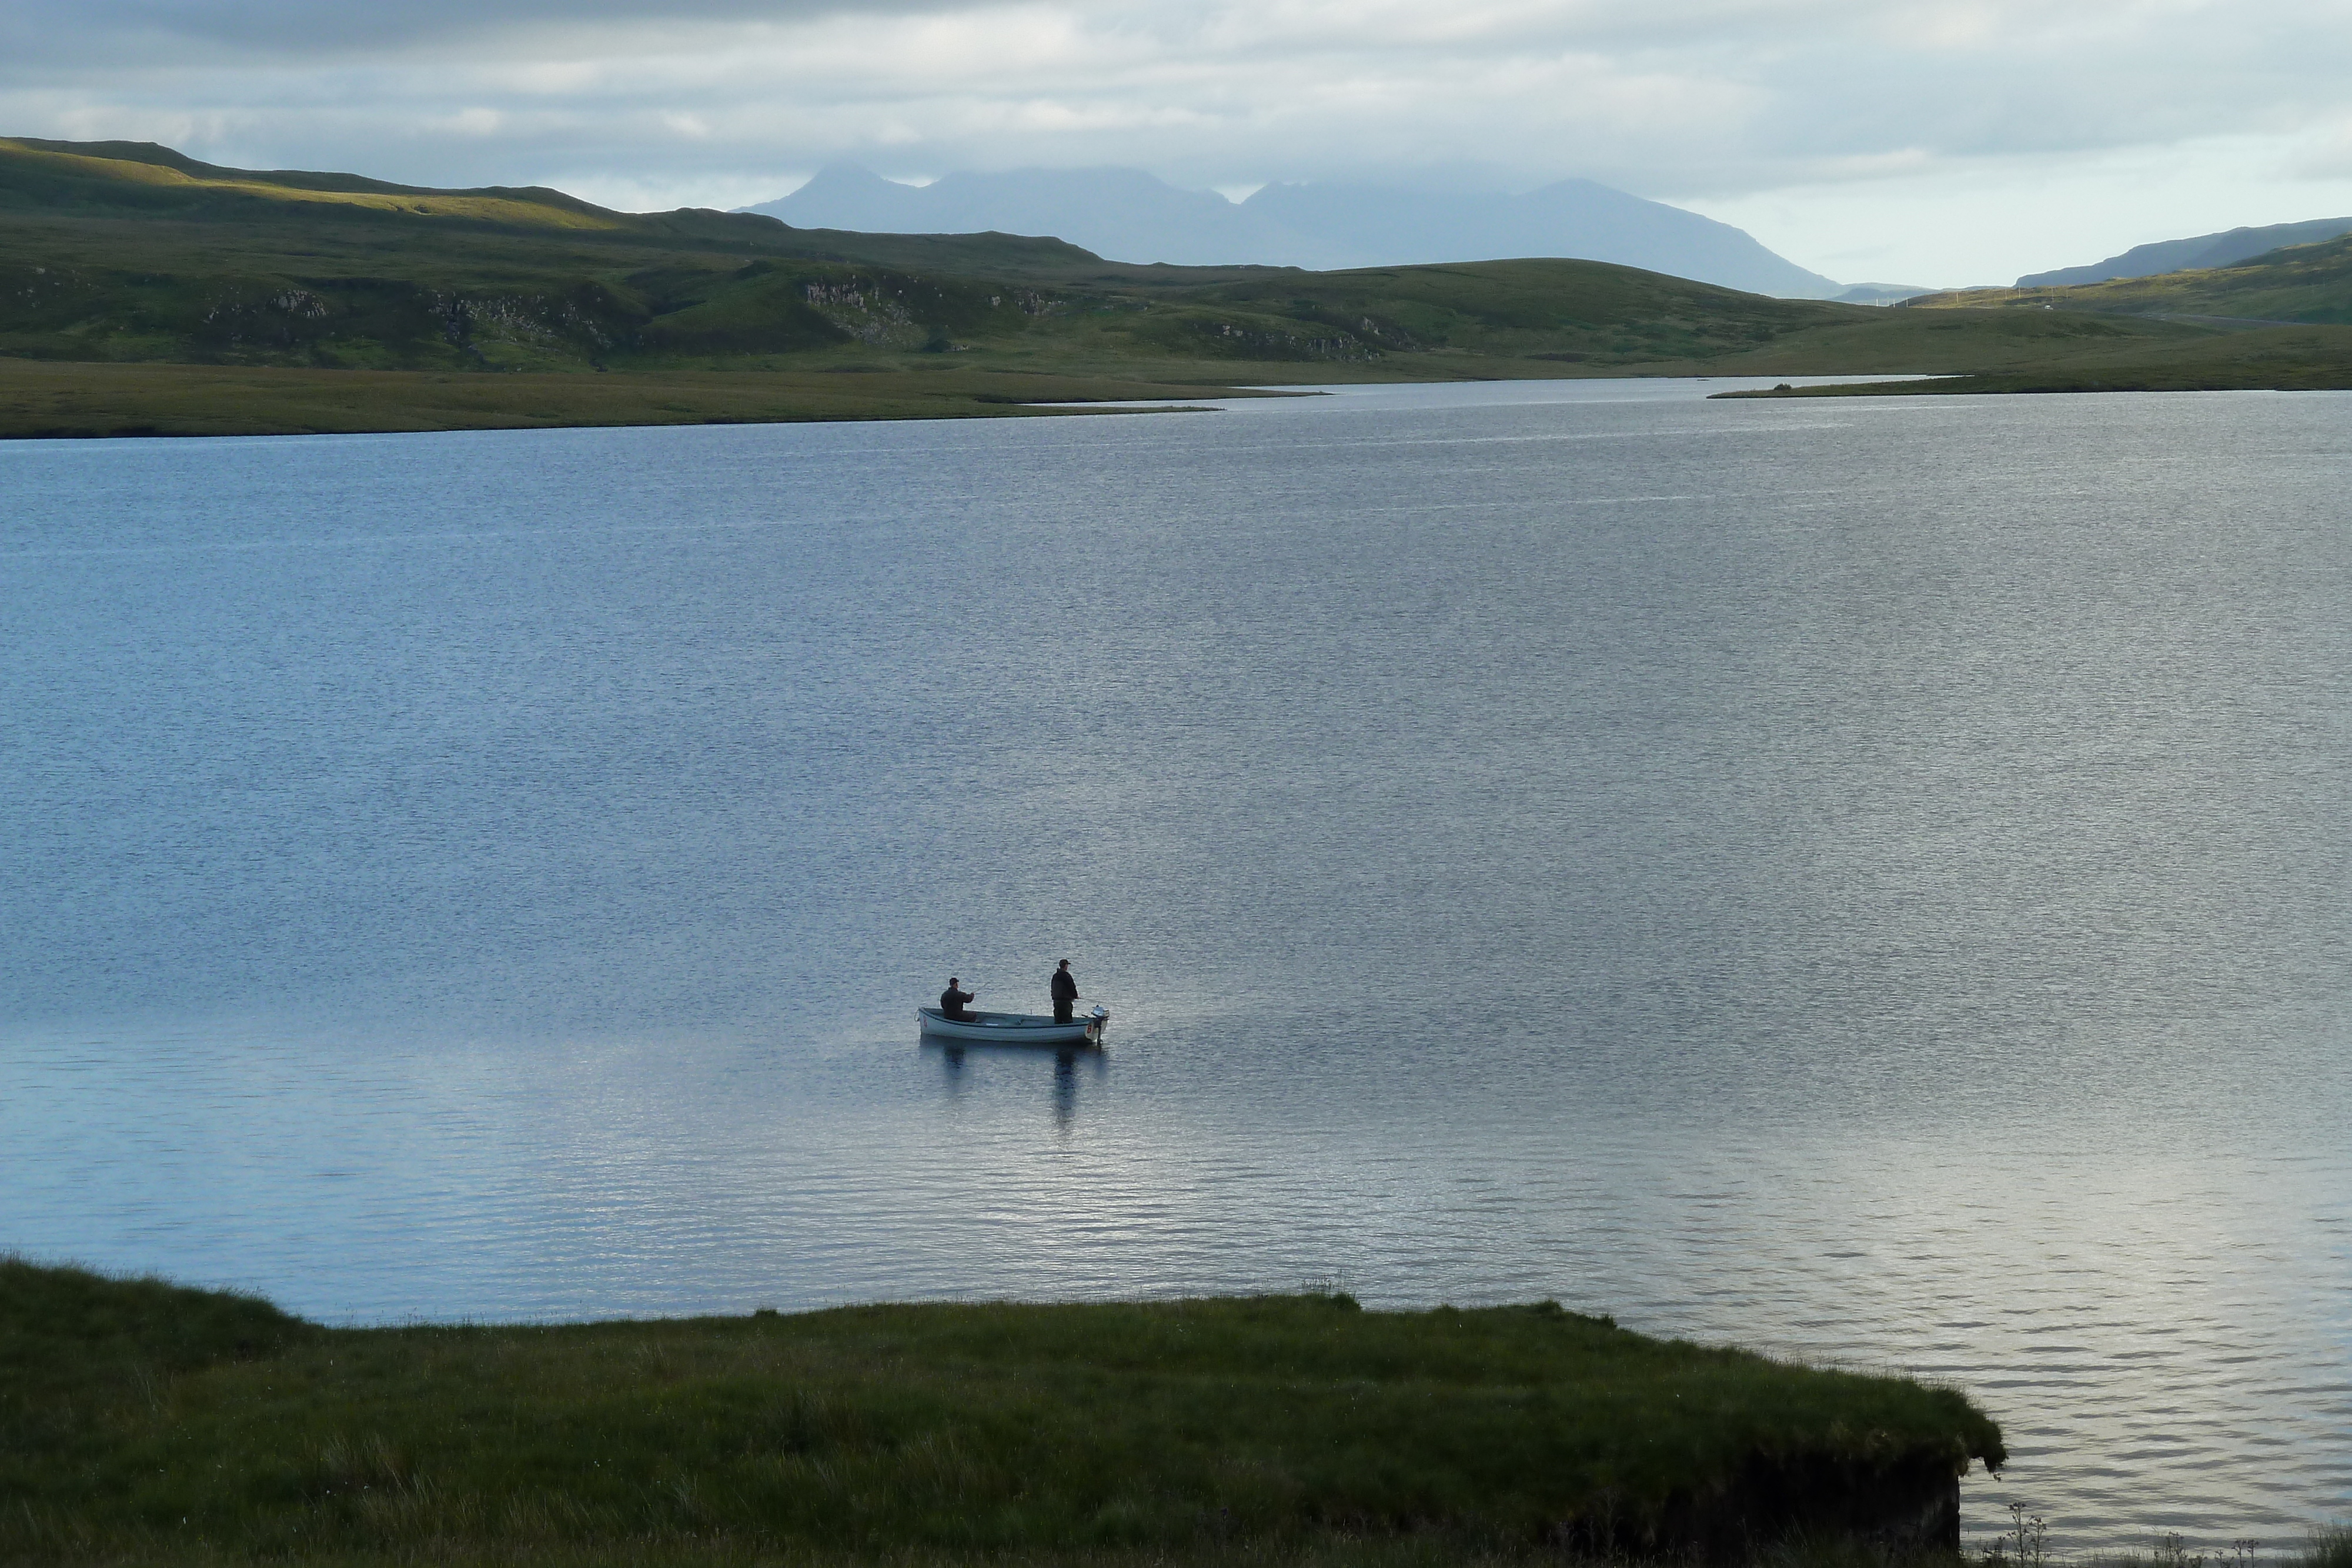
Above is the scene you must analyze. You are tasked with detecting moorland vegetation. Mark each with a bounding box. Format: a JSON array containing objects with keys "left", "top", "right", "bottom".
[
  {"left": 1720, "top": 236, "right": 2352, "bottom": 397},
  {"left": 9, "top": 136, "right": 2352, "bottom": 435},
  {"left": 0, "top": 1256, "right": 2006, "bottom": 1566}
]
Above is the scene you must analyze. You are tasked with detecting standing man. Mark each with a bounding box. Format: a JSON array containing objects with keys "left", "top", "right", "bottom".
[
  {"left": 940, "top": 977, "right": 977, "bottom": 1021},
  {"left": 1049, "top": 959, "right": 1080, "bottom": 1025}
]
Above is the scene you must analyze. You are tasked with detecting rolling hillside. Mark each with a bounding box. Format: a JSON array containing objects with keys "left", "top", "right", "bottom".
[
  {"left": 1912, "top": 232, "right": 2352, "bottom": 324},
  {"left": 2, "top": 135, "right": 1870, "bottom": 376},
  {"left": 2016, "top": 216, "right": 2352, "bottom": 288},
  {"left": 1727, "top": 236, "right": 2352, "bottom": 397},
  {"left": 2, "top": 136, "right": 2344, "bottom": 434}
]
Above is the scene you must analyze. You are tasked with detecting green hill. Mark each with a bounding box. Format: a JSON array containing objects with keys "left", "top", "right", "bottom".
[
  {"left": 1906, "top": 231, "right": 2352, "bottom": 325},
  {"left": 1713, "top": 235, "right": 2352, "bottom": 398},
  {"left": 0, "top": 135, "right": 1865, "bottom": 375},
  {"left": 2, "top": 136, "right": 2344, "bottom": 433}
]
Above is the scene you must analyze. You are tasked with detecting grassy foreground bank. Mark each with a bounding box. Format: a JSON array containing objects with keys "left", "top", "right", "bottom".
[{"left": 1, "top": 1259, "right": 2003, "bottom": 1566}]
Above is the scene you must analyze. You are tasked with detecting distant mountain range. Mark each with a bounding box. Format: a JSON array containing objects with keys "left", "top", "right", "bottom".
[
  {"left": 2017, "top": 217, "right": 2352, "bottom": 287},
  {"left": 744, "top": 165, "right": 1843, "bottom": 299}
]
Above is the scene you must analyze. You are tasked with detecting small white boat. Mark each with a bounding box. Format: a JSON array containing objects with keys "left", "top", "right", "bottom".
[{"left": 917, "top": 1005, "right": 1108, "bottom": 1047}]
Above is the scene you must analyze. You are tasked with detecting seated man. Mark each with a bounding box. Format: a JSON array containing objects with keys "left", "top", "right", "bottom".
[{"left": 938, "top": 977, "right": 977, "bottom": 1021}]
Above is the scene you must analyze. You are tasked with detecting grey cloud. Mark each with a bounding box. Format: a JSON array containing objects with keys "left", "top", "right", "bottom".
[
  {"left": 6, "top": 0, "right": 2352, "bottom": 263},
  {"left": 0, "top": 0, "right": 981, "bottom": 65}
]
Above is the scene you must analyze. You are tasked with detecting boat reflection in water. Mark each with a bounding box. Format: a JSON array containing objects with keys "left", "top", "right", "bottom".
[
  {"left": 924, "top": 1014, "right": 1110, "bottom": 1129},
  {"left": 913, "top": 1020, "right": 1105, "bottom": 1128}
]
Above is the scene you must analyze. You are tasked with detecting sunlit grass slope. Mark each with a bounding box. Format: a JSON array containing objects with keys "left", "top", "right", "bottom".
[
  {"left": 0, "top": 136, "right": 630, "bottom": 230},
  {"left": 0, "top": 1258, "right": 2002, "bottom": 1566}
]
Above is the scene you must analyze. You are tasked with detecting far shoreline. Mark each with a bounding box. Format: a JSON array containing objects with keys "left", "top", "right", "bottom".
[{"left": 0, "top": 359, "right": 1979, "bottom": 442}]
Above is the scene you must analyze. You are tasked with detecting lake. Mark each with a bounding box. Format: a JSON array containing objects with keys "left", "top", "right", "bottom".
[{"left": 2, "top": 377, "right": 2347, "bottom": 1551}]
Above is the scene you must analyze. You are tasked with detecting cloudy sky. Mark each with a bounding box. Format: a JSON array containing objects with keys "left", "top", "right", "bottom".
[{"left": 8, "top": 0, "right": 2352, "bottom": 285}]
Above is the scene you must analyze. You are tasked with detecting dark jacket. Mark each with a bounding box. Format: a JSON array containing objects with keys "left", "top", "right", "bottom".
[
  {"left": 939, "top": 985, "right": 975, "bottom": 1019},
  {"left": 1050, "top": 969, "right": 1079, "bottom": 1005}
]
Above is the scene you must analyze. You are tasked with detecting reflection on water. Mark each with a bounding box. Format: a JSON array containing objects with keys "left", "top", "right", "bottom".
[
  {"left": 928, "top": 1040, "right": 1106, "bottom": 1132},
  {"left": 4, "top": 380, "right": 2350, "bottom": 1550}
]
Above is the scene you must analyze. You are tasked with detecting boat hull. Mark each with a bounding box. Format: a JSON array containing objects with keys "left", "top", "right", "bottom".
[{"left": 917, "top": 1007, "right": 1106, "bottom": 1046}]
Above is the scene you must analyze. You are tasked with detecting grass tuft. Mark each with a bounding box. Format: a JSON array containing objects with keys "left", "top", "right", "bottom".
[{"left": 2296, "top": 1528, "right": 2352, "bottom": 1568}]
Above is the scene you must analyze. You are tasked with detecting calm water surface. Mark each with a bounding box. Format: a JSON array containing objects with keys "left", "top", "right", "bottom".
[{"left": 3, "top": 379, "right": 2348, "bottom": 1550}]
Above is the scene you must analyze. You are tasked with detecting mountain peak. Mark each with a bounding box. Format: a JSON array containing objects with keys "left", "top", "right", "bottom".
[{"left": 743, "top": 165, "right": 1839, "bottom": 295}]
